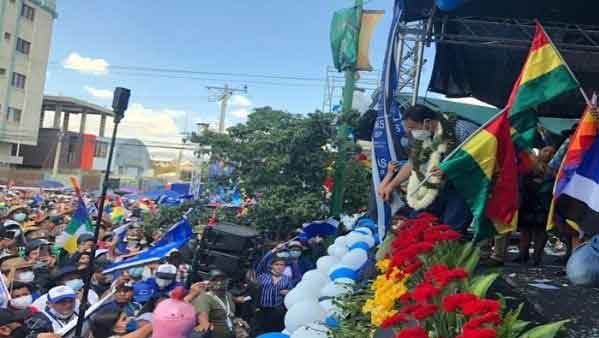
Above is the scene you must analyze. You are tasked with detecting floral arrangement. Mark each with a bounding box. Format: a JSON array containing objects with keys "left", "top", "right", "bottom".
[{"left": 332, "top": 213, "right": 569, "bottom": 338}]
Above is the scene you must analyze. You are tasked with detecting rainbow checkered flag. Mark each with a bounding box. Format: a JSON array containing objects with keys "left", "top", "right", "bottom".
[{"left": 55, "top": 178, "right": 94, "bottom": 254}]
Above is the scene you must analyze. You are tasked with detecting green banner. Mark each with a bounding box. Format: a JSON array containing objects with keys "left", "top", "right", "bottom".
[{"left": 330, "top": 6, "right": 362, "bottom": 72}]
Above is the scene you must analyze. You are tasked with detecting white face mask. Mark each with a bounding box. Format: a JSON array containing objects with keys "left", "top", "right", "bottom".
[
  {"left": 16, "top": 271, "right": 35, "bottom": 283},
  {"left": 10, "top": 295, "right": 33, "bottom": 309},
  {"left": 411, "top": 129, "right": 432, "bottom": 141},
  {"left": 65, "top": 279, "right": 85, "bottom": 291},
  {"left": 155, "top": 278, "right": 172, "bottom": 288}
]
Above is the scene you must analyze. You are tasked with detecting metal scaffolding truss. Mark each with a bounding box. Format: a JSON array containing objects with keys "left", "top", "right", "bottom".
[
  {"left": 431, "top": 17, "right": 599, "bottom": 52},
  {"left": 396, "top": 20, "right": 428, "bottom": 109}
]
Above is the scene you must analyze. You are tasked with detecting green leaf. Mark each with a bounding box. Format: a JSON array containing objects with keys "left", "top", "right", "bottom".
[
  {"left": 456, "top": 242, "right": 474, "bottom": 267},
  {"left": 518, "top": 320, "right": 570, "bottom": 338},
  {"left": 463, "top": 246, "right": 481, "bottom": 273},
  {"left": 468, "top": 273, "right": 499, "bottom": 298},
  {"left": 513, "top": 320, "right": 531, "bottom": 333}
]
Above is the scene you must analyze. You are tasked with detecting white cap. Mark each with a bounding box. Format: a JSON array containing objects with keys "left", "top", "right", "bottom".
[
  {"left": 48, "top": 285, "right": 77, "bottom": 303},
  {"left": 155, "top": 264, "right": 177, "bottom": 279}
]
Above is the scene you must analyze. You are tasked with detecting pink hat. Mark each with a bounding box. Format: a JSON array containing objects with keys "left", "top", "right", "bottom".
[{"left": 152, "top": 288, "right": 197, "bottom": 338}]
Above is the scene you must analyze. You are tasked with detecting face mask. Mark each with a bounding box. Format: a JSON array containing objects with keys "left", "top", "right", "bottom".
[
  {"left": 10, "top": 326, "right": 27, "bottom": 338},
  {"left": 65, "top": 279, "right": 85, "bottom": 291},
  {"left": 49, "top": 306, "right": 74, "bottom": 320},
  {"left": 128, "top": 267, "right": 144, "bottom": 279},
  {"left": 289, "top": 250, "right": 302, "bottom": 258},
  {"left": 411, "top": 129, "right": 432, "bottom": 141},
  {"left": 210, "top": 280, "right": 228, "bottom": 292},
  {"left": 276, "top": 251, "right": 290, "bottom": 258},
  {"left": 155, "top": 278, "right": 172, "bottom": 289},
  {"left": 126, "top": 319, "right": 139, "bottom": 333},
  {"left": 10, "top": 295, "right": 33, "bottom": 309},
  {"left": 127, "top": 241, "right": 139, "bottom": 249},
  {"left": 14, "top": 213, "right": 26, "bottom": 222},
  {"left": 16, "top": 271, "right": 35, "bottom": 283}
]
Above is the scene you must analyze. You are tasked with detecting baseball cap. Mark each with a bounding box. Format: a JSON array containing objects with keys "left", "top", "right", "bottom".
[
  {"left": 155, "top": 264, "right": 177, "bottom": 280},
  {"left": 133, "top": 282, "right": 156, "bottom": 303},
  {"left": 0, "top": 308, "right": 30, "bottom": 326},
  {"left": 48, "top": 285, "right": 77, "bottom": 303},
  {"left": 77, "top": 233, "right": 95, "bottom": 245}
]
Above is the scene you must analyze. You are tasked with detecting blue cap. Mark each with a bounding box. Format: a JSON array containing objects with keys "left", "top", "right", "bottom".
[{"left": 133, "top": 281, "right": 156, "bottom": 303}]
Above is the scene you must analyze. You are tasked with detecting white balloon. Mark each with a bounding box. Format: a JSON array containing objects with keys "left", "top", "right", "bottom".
[
  {"left": 295, "top": 279, "right": 324, "bottom": 298},
  {"left": 334, "top": 277, "right": 356, "bottom": 286},
  {"left": 302, "top": 269, "right": 329, "bottom": 285},
  {"left": 320, "top": 281, "right": 352, "bottom": 298},
  {"left": 291, "top": 324, "right": 330, "bottom": 338},
  {"left": 328, "top": 245, "right": 348, "bottom": 258},
  {"left": 316, "top": 255, "right": 339, "bottom": 273},
  {"left": 346, "top": 233, "right": 375, "bottom": 248},
  {"left": 334, "top": 236, "right": 349, "bottom": 247},
  {"left": 354, "top": 227, "right": 373, "bottom": 237},
  {"left": 282, "top": 329, "right": 291, "bottom": 335},
  {"left": 284, "top": 287, "right": 307, "bottom": 309},
  {"left": 285, "top": 301, "right": 327, "bottom": 334},
  {"left": 319, "top": 299, "right": 343, "bottom": 317},
  {"left": 341, "top": 249, "right": 368, "bottom": 270},
  {"left": 327, "top": 263, "right": 352, "bottom": 277}
]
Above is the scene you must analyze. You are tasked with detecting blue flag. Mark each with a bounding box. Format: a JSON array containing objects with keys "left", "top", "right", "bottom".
[
  {"left": 372, "top": 0, "right": 405, "bottom": 242},
  {"left": 103, "top": 218, "right": 193, "bottom": 274}
]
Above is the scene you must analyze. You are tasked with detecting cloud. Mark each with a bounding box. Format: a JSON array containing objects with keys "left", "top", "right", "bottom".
[
  {"left": 84, "top": 86, "right": 113, "bottom": 99},
  {"left": 63, "top": 52, "right": 109, "bottom": 75},
  {"left": 227, "top": 95, "right": 252, "bottom": 119}
]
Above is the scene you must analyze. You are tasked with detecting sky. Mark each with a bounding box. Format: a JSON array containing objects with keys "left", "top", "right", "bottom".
[{"left": 45, "top": 0, "right": 437, "bottom": 159}]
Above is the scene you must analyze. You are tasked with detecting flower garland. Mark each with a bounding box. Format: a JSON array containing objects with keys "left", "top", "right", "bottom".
[{"left": 406, "top": 122, "right": 449, "bottom": 210}]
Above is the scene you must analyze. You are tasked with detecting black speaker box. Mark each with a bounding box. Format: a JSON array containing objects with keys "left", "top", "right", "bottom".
[
  {"left": 112, "top": 87, "right": 131, "bottom": 113},
  {"left": 202, "top": 223, "right": 259, "bottom": 256},
  {"left": 195, "top": 249, "right": 246, "bottom": 281}
]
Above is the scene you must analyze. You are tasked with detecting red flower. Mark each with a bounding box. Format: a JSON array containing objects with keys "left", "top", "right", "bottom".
[
  {"left": 396, "top": 326, "right": 429, "bottom": 338},
  {"left": 413, "top": 304, "right": 439, "bottom": 320},
  {"left": 381, "top": 313, "right": 408, "bottom": 328},
  {"left": 425, "top": 265, "right": 469, "bottom": 287},
  {"left": 464, "top": 312, "right": 502, "bottom": 330},
  {"left": 461, "top": 299, "right": 501, "bottom": 317},
  {"left": 442, "top": 293, "right": 478, "bottom": 313},
  {"left": 400, "top": 304, "right": 422, "bottom": 315},
  {"left": 457, "top": 328, "right": 497, "bottom": 338},
  {"left": 412, "top": 283, "right": 440, "bottom": 302},
  {"left": 416, "top": 212, "right": 439, "bottom": 223},
  {"left": 399, "top": 293, "right": 412, "bottom": 304},
  {"left": 403, "top": 259, "right": 424, "bottom": 274},
  {"left": 412, "top": 242, "right": 436, "bottom": 254}
]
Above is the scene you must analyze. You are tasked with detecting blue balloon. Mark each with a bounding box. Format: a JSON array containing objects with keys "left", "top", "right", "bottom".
[
  {"left": 349, "top": 242, "right": 370, "bottom": 252},
  {"left": 257, "top": 333, "right": 290, "bottom": 338},
  {"left": 324, "top": 316, "right": 340, "bottom": 328},
  {"left": 354, "top": 229, "right": 370, "bottom": 236},
  {"left": 330, "top": 267, "right": 357, "bottom": 281},
  {"left": 567, "top": 235, "right": 599, "bottom": 287}
]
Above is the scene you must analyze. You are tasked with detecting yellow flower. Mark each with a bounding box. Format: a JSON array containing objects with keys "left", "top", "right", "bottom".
[
  {"left": 376, "top": 258, "right": 391, "bottom": 273},
  {"left": 362, "top": 267, "right": 410, "bottom": 326}
]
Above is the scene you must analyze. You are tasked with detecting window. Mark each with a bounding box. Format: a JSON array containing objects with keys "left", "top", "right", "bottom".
[
  {"left": 16, "top": 38, "right": 31, "bottom": 55},
  {"left": 10, "top": 144, "right": 19, "bottom": 157},
  {"left": 7, "top": 107, "right": 22, "bottom": 123},
  {"left": 0, "top": 68, "right": 6, "bottom": 76},
  {"left": 21, "top": 4, "right": 35, "bottom": 21},
  {"left": 4, "top": 32, "right": 10, "bottom": 41},
  {"left": 94, "top": 142, "right": 108, "bottom": 158},
  {"left": 11, "top": 72, "right": 26, "bottom": 89}
]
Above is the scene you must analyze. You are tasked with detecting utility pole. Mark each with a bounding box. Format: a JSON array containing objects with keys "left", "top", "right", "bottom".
[{"left": 207, "top": 84, "right": 248, "bottom": 133}]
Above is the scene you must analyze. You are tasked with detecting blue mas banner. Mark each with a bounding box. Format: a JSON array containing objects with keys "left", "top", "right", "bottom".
[
  {"left": 103, "top": 218, "right": 193, "bottom": 274},
  {"left": 372, "top": 0, "right": 405, "bottom": 242}
]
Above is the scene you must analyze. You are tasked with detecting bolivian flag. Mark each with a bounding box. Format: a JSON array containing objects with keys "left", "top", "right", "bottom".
[
  {"left": 507, "top": 22, "right": 579, "bottom": 149},
  {"left": 55, "top": 178, "right": 94, "bottom": 253},
  {"left": 440, "top": 111, "right": 518, "bottom": 241}
]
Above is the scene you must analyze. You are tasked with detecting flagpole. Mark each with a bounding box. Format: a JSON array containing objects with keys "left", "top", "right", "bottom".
[
  {"left": 409, "top": 108, "right": 507, "bottom": 197},
  {"left": 536, "top": 20, "right": 591, "bottom": 107}
]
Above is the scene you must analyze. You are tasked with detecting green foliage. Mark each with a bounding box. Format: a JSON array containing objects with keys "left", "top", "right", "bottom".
[
  {"left": 330, "top": 282, "right": 374, "bottom": 338},
  {"left": 191, "top": 107, "right": 370, "bottom": 239},
  {"left": 468, "top": 273, "right": 500, "bottom": 298},
  {"left": 518, "top": 320, "right": 570, "bottom": 338},
  {"left": 341, "top": 159, "right": 371, "bottom": 215}
]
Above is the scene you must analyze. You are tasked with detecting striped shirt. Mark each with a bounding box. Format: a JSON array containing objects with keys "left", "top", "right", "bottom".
[
  {"left": 454, "top": 119, "right": 479, "bottom": 144},
  {"left": 257, "top": 273, "right": 293, "bottom": 309}
]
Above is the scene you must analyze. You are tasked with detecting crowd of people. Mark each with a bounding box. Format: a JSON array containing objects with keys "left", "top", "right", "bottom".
[
  {"left": 376, "top": 104, "right": 580, "bottom": 267},
  {"left": 0, "top": 188, "right": 328, "bottom": 338}
]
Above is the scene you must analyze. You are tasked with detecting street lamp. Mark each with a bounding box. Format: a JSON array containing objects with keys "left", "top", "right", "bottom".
[{"left": 73, "top": 87, "right": 130, "bottom": 338}]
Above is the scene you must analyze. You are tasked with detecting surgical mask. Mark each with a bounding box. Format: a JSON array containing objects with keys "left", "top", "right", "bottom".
[
  {"left": 155, "top": 278, "right": 172, "bottom": 289},
  {"left": 127, "top": 241, "right": 139, "bottom": 249},
  {"left": 129, "top": 267, "right": 144, "bottom": 279},
  {"left": 411, "top": 129, "right": 432, "bottom": 141},
  {"left": 49, "top": 306, "right": 75, "bottom": 320},
  {"left": 65, "top": 279, "right": 85, "bottom": 291},
  {"left": 289, "top": 250, "right": 302, "bottom": 258},
  {"left": 16, "top": 271, "right": 35, "bottom": 283},
  {"left": 14, "top": 213, "right": 26, "bottom": 222},
  {"left": 10, "top": 295, "right": 33, "bottom": 309},
  {"left": 126, "top": 319, "right": 139, "bottom": 333},
  {"left": 276, "top": 251, "right": 290, "bottom": 258}
]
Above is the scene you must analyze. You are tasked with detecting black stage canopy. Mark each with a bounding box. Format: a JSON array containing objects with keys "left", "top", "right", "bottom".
[{"left": 403, "top": 0, "right": 599, "bottom": 118}]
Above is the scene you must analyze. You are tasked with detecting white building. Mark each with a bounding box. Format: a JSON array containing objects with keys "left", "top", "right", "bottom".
[{"left": 0, "top": 0, "right": 57, "bottom": 165}]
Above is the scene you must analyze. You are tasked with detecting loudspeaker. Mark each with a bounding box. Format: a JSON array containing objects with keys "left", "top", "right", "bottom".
[
  {"left": 112, "top": 87, "right": 131, "bottom": 120},
  {"left": 202, "top": 223, "right": 259, "bottom": 256},
  {"left": 195, "top": 249, "right": 246, "bottom": 281}
]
